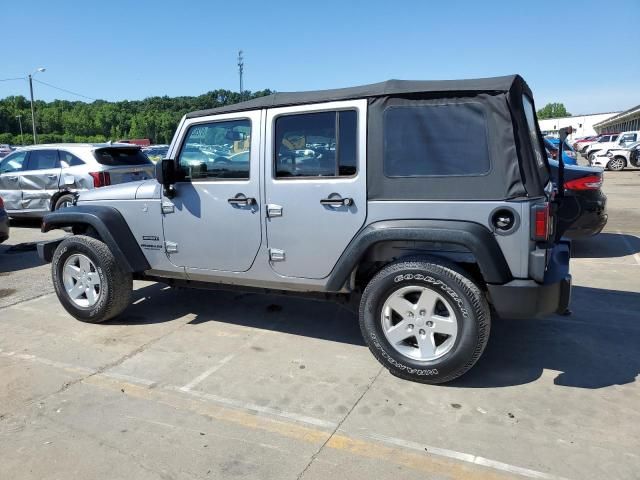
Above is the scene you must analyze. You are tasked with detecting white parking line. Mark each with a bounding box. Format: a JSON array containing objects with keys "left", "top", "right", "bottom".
[
  {"left": 366, "top": 433, "right": 569, "bottom": 480},
  {"left": 617, "top": 231, "right": 640, "bottom": 266},
  {"left": 2, "top": 348, "right": 569, "bottom": 480}
]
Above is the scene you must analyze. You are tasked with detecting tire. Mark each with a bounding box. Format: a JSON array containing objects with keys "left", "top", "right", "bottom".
[
  {"left": 359, "top": 259, "right": 490, "bottom": 384},
  {"left": 54, "top": 193, "right": 75, "bottom": 210},
  {"left": 606, "top": 156, "right": 626, "bottom": 171},
  {"left": 588, "top": 151, "right": 598, "bottom": 162},
  {"left": 51, "top": 235, "right": 132, "bottom": 323}
]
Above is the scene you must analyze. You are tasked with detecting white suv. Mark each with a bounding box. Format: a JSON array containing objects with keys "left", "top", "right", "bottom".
[
  {"left": 591, "top": 141, "right": 640, "bottom": 171},
  {"left": 585, "top": 131, "right": 639, "bottom": 161}
]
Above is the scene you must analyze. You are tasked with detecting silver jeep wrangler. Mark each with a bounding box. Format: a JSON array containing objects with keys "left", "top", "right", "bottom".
[{"left": 38, "top": 75, "right": 571, "bottom": 384}]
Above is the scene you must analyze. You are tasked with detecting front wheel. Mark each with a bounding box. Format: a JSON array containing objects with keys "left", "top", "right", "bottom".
[
  {"left": 51, "top": 235, "right": 132, "bottom": 323},
  {"left": 606, "top": 156, "right": 626, "bottom": 171},
  {"left": 359, "top": 259, "right": 490, "bottom": 384}
]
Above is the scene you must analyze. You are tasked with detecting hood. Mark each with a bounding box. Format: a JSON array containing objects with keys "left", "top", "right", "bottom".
[{"left": 77, "top": 179, "right": 159, "bottom": 202}]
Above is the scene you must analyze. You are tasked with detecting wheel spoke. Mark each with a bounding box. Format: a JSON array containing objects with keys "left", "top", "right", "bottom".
[
  {"left": 68, "top": 282, "right": 85, "bottom": 299},
  {"left": 386, "top": 295, "right": 415, "bottom": 318},
  {"left": 385, "top": 321, "right": 415, "bottom": 345},
  {"left": 86, "top": 286, "right": 98, "bottom": 304},
  {"left": 416, "top": 333, "right": 437, "bottom": 358},
  {"left": 79, "top": 256, "right": 91, "bottom": 273},
  {"left": 87, "top": 272, "right": 100, "bottom": 286},
  {"left": 431, "top": 315, "right": 457, "bottom": 336},
  {"left": 416, "top": 288, "right": 439, "bottom": 316},
  {"left": 64, "top": 264, "right": 81, "bottom": 278}
]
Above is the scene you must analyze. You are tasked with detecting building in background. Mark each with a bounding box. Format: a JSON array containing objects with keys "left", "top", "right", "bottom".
[
  {"left": 594, "top": 105, "right": 640, "bottom": 134},
  {"left": 538, "top": 112, "right": 620, "bottom": 139}
]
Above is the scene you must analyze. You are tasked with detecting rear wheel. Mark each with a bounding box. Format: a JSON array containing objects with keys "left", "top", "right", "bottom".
[
  {"left": 359, "top": 259, "right": 490, "bottom": 384},
  {"left": 54, "top": 194, "right": 75, "bottom": 210},
  {"left": 607, "top": 156, "right": 626, "bottom": 171},
  {"left": 51, "top": 235, "right": 132, "bottom": 323}
]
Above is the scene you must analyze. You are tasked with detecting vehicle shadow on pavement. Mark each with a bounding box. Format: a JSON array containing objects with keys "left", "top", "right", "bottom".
[
  {"left": 112, "top": 282, "right": 365, "bottom": 346},
  {"left": 0, "top": 246, "right": 45, "bottom": 273},
  {"left": 449, "top": 285, "right": 640, "bottom": 389},
  {"left": 572, "top": 233, "right": 640, "bottom": 259}
]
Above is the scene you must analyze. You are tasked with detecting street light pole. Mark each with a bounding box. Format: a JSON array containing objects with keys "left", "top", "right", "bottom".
[
  {"left": 28, "top": 67, "right": 45, "bottom": 145},
  {"left": 16, "top": 115, "right": 24, "bottom": 145}
]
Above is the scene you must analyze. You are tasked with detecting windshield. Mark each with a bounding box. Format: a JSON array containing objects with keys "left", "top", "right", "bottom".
[{"left": 93, "top": 147, "right": 153, "bottom": 166}]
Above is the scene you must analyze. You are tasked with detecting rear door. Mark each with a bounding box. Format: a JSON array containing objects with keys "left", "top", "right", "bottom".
[
  {"left": 0, "top": 150, "right": 29, "bottom": 211},
  {"left": 18, "top": 149, "right": 61, "bottom": 212},
  {"left": 92, "top": 147, "right": 155, "bottom": 184},
  {"left": 264, "top": 100, "right": 367, "bottom": 279}
]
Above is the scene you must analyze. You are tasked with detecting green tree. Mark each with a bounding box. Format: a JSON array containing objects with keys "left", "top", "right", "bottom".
[
  {"left": 537, "top": 103, "right": 571, "bottom": 119},
  {"left": 0, "top": 89, "right": 273, "bottom": 145}
]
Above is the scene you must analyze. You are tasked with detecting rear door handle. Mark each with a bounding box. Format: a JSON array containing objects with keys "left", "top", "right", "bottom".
[
  {"left": 46, "top": 174, "right": 58, "bottom": 179},
  {"left": 7, "top": 176, "right": 18, "bottom": 181},
  {"left": 228, "top": 195, "right": 256, "bottom": 206},
  {"left": 320, "top": 197, "right": 353, "bottom": 207}
]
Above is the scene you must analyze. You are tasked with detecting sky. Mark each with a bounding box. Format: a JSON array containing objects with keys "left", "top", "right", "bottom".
[{"left": 2, "top": 0, "right": 639, "bottom": 115}]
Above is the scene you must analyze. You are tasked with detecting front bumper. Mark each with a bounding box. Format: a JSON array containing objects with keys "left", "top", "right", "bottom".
[{"left": 487, "top": 241, "right": 571, "bottom": 319}]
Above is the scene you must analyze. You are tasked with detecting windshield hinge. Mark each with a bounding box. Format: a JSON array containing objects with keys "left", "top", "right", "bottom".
[{"left": 165, "top": 241, "right": 178, "bottom": 254}]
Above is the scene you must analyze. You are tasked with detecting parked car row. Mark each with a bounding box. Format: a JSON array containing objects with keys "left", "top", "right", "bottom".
[{"left": 0, "top": 143, "right": 154, "bottom": 218}]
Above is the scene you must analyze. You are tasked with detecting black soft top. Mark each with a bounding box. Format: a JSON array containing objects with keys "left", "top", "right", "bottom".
[{"left": 186, "top": 75, "right": 531, "bottom": 118}]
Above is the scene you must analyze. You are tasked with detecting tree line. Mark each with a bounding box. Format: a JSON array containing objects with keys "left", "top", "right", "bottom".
[{"left": 0, "top": 89, "right": 273, "bottom": 146}]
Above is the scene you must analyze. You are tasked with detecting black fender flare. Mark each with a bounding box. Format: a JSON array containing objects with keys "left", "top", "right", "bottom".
[
  {"left": 40, "top": 205, "right": 151, "bottom": 273},
  {"left": 325, "top": 220, "right": 513, "bottom": 291}
]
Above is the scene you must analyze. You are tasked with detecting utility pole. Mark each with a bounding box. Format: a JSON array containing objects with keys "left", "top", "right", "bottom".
[
  {"left": 29, "top": 74, "right": 37, "bottom": 144},
  {"left": 15, "top": 115, "right": 24, "bottom": 145},
  {"left": 237, "top": 50, "right": 244, "bottom": 95},
  {"left": 28, "top": 67, "right": 46, "bottom": 145}
]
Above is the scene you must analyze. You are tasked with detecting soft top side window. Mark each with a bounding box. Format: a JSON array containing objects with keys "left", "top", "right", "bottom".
[
  {"left": 383, "top": 102, "right": 491, "bottom": 177},
  {"left": 178, "top": 119, "right": 251, "bottom": 181}
]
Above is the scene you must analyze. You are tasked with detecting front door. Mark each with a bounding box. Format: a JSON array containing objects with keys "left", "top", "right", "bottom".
[
  {"left": 0, "top": 150, "right": 29, "bottom": 211},
  {"left": 161, "top": 111, "right": 262, "bottom": 272},
  {"left": 19, "top": 149, "right": 61, "bottom": 213},
  {"left": 264, "top": 100, "right": 367, "bottom": 279}
]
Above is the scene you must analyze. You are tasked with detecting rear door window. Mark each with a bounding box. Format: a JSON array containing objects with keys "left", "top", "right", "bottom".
[
  {"left": 94, "top": 148, "right": 152, "bottom": 166},
  {"left": 59, "top": 151, "right": 85, "bottom": 167},
  {"left": 274, "top": 110, "right": 357, "bottom": 178},
  {"left": 383, "top": 103, "right": 490, "bottom": 177}
]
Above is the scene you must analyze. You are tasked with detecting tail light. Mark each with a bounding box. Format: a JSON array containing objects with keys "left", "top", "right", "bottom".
[
  {"left": 564, "top": 175, "right": 603, "bottom": 191},
  {"left": 532, "top": 203, "right": 552, "bottom": 241},
  {"left": 89, "top": 171, "right": 111, "bottom": 188},
  {"left": 0, "top": 196, "right": 4, "bottom": 209}
]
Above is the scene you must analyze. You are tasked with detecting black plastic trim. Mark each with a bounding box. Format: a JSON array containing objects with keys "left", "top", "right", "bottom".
[
  {"left": 325, "top": 219, "right": 513, "bottom": 291},
  {"left": 488, "top": 241, "right": 571, "bottom": 319},
  {"left": 40, "top": 205, "right": 151, "bottom": 273}
]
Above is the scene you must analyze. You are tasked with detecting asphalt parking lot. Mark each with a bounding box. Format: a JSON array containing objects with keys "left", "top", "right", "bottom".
[{"left": 1, "top": 168, "right": 639, "bottom": 480}]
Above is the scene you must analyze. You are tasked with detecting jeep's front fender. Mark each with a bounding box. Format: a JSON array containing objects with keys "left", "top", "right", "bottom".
[
  {"left": 40, "top": 205, "right": 151, "bottom": 273},
  {"left": 325, "top": 220, "right": 513, "bottom": 291}
]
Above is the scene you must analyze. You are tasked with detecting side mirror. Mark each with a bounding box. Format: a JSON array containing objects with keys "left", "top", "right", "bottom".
[{"left": 156, "top": 158, "right": 177, "bottom": 198}]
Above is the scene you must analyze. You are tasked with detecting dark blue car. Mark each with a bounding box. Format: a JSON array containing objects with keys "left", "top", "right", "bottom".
[{"left": 544, "top": 137, "right": 577, "bottom": 165}]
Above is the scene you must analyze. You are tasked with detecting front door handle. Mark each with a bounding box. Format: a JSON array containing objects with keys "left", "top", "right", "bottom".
[
  {"left": 228, "top": 195, "right": 256, "bottom": 206},
  {"left": 320, "top": 196, "right": 353, "bottom": 207}
]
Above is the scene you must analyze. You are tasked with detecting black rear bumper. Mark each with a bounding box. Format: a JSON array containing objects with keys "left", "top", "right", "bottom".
[{"left": 487, "top": 241, "right": 571, "bottom": 319}]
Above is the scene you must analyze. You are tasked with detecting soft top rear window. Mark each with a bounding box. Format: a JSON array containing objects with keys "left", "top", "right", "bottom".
[
  {"left": 93, "top": 148, "right": 152, "bottom": 166},
  {"left": 522, "top": 94, "right": 548, "bottom": 179}
]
